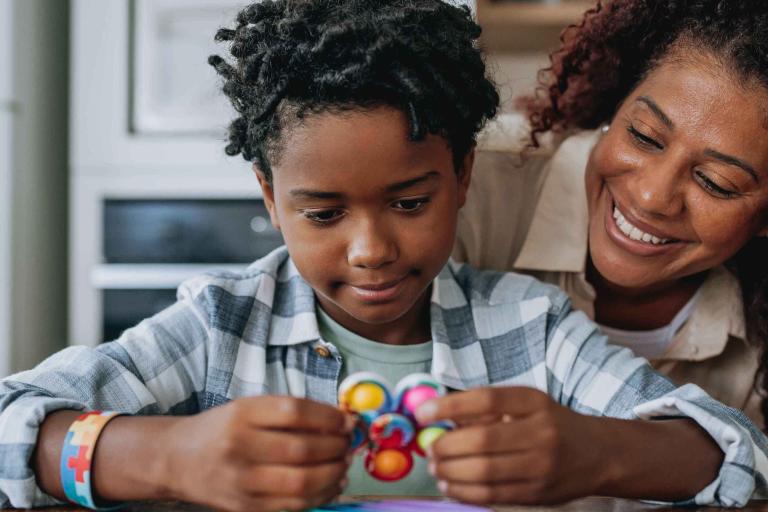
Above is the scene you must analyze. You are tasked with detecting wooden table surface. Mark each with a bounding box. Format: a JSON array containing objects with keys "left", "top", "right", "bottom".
[{"left": 15, "top": 496, "right": 768, "bottom": 512}]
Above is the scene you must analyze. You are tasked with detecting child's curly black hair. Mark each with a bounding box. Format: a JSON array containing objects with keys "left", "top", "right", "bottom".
[
  {"left": 209, "top": 0, "right": 499, "bottom": 183},
  {"left": 528, "top": 0, "right": 768, "bottom": 429}
]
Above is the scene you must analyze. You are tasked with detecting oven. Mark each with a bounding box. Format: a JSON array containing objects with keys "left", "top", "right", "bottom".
[{"left": 92, "top": 198, "right": 283, "bottom": 343}]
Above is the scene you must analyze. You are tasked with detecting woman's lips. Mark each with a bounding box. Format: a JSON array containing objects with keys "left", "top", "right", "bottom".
[
  {"left": 348, "top": 276, "right": 408, "bottom": 302},
  {"left": 603, "top": 193, "right": 686, "bottom": 257}
]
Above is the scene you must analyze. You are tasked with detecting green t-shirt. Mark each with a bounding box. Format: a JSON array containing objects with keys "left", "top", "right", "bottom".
[{"left": 316, "top": 307, "right": 438, "bottom": 496}]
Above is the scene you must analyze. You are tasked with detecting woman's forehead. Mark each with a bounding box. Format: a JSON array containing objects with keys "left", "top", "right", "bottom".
[{"left": 629, "top": 55, "right": 768, "bottom": 136}]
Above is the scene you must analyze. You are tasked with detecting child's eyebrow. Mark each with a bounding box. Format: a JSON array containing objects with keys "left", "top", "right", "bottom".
[
  {"left": 289, "top": 189, "right": 343, "bottom": 200},
  {"left": 385, "top": 170, "right": 441, "bottom": 193},
  {"left": 288, "top": 171, "right": 441, "bottom": 199}
]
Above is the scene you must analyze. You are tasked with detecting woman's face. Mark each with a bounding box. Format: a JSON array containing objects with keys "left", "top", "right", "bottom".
[{"left": 586, "top": 52, "right": 768, "bottom": 292}]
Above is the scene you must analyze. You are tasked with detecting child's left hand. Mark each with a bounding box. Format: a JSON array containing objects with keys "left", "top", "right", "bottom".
[{"left": 415, "top": 386, "right": 607, "bottom": 506}]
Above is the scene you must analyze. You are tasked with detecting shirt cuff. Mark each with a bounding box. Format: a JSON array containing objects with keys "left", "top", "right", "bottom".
[
  {"left": 0, "top": 395, "right": 87, "bottom": 508},
  {"left": 633, "top": 383, "right": 767, "bottom": 507}
]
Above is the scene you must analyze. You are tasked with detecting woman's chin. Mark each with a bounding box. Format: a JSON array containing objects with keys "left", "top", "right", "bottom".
[{"left": 589, "top": 250, "right": 669, "bottom": 293}]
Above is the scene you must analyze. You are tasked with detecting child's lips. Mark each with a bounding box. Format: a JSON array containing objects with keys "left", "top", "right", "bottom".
[{"left": 349, "top": 276, "right": 408, "bottom": 302}]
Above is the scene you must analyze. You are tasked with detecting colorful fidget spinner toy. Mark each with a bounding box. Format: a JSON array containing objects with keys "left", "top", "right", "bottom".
[{"left": 338, "top": 372, "right": 452, "bottom": 481}]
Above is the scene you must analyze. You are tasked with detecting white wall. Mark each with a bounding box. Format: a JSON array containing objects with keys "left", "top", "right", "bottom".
[
  {"left": 0, "top": 0, "right": 13, "bottom": 377},
  {"left": 1, "top": 0, "right": 69, "bottom": 375}
]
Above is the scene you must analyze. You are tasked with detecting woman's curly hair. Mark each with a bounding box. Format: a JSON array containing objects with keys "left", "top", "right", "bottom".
[
  {"left": 208, "top": 0, "right": 499, "bottom": 182},
  {"left": 529, "top": 0, "right": 768, "bottom": 428}
]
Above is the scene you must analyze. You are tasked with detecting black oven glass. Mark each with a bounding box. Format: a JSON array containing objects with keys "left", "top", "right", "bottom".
[{"left": 101, "top": 199, "right": 284, "bottom": 342}]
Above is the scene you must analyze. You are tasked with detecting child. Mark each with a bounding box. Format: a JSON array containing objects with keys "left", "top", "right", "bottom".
[{"left": 1, "top": 0, "right": 767, "bottom": 510}]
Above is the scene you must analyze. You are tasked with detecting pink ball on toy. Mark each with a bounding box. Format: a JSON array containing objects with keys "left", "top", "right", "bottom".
[{"left": 402, "top": 384, "right": 439, "bottom": 414}]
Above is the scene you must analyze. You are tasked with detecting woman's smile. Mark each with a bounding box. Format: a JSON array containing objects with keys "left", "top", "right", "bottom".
[{"left": 602, "top": 189, "right": 688, "bottom": 258}]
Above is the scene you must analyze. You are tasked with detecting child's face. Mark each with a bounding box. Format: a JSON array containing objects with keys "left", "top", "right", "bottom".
[{"left": 256, "top": 106, "right": 473, "bottom": 342}]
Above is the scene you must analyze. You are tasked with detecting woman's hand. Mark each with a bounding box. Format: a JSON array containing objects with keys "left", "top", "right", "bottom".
[
  {"left": 415, "top": 386, "right": 609, "bottom": 506},
  {"left": 162, "top": 396, "right": 355, "bottom": 512}
]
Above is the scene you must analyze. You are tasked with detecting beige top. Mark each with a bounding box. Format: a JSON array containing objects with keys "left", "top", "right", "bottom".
[{"left": 454, "top": 114, "right": 763, "bottom": 426}]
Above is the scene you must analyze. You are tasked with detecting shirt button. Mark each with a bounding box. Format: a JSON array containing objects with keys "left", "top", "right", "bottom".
[{"left": 314, "top": 345, "right": 331, "bottom": 358}]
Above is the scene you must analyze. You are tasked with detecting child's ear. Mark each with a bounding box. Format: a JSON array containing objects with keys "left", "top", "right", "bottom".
[
  {"left": 253, "top": 164, "right": 281, "bottom": 231},
  {"left": 456, "top": 148, "right": 475, "bottom": 209}
]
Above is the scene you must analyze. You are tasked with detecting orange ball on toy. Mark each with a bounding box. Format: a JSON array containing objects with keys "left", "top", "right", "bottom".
[{"left": 365, "top": 448, "right": 414, "bottom": 481}]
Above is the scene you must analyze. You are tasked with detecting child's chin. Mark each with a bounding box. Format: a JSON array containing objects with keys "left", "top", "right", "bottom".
[
  {"left": 343, "top": 302, "right": 417, "bottom": 324},
  {"left": 348, "top": 307, "right": 408, "bottom": 325}
]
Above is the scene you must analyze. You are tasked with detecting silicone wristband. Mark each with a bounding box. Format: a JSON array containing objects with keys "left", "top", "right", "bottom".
[{"left": 60, "top": 411, "right": 122, "bottom": 509}]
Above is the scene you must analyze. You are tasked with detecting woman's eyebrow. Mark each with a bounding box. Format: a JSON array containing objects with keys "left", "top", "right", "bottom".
[
  {"left": 637, "top": 96, "right": 674, "bottom": 129},
  {"left": 703, "top": 149, "right": 759, "bottom": 182}
]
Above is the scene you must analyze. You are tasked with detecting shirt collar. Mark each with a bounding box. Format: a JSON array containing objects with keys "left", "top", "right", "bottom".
[
  {"left": 513, "top": 129, "right": 600, "bottom": 273},
  {"left": 664, "top": 266, "right": 747, "bottom": 361},
  {"left": 264, "top": 252, "right": 323, "bottom": 346},
  {"left": 265, "top": 253, "right": 490, "bottom": 390}
]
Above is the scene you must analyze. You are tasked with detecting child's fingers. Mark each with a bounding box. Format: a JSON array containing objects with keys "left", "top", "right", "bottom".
[
  {"left": 240, "top": 396, "right": 355, "bottom": 433},
  {"left": 241, "top": 430, "right": 350, "bottom": 464},
  {"left": 240, "top": 495, "right": 332, "bottom": 512},
  {"left": 415, "top": 386, "right": 550, "bottom": 425},
  {"left": 251, "top": 484, "right": 344, "bottom": 512},
  {"left": 431, "top": 452, "right": 541, "bottom": 484},
  {"left": 438, "top": 479, "right": 549, "bottom": 506},
  {"left": 308, "top": 477, "right": 348, "bottom": 510},
  {"left": 242, "top": 459, "right": 349, "bottom": 497},
  {"left": 429, "top": 413, "right": 542, "bottom": 459}
]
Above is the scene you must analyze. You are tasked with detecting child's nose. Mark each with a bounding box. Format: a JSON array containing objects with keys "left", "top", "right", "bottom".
[{"left": 347, "top": 223, "right": 398, "bottom": 269}]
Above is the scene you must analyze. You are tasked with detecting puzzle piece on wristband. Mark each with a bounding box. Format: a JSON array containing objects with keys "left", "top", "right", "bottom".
[{"left": 338, "top": 372, "right": 452, "bottom": 481}]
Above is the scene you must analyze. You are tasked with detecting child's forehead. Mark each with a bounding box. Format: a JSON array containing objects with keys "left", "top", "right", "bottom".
[{"left": 271, "top": 106, "right": 454, "bottom": 190}]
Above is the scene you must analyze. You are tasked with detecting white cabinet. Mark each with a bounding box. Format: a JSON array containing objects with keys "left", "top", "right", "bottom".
[
  {"left": 0, "top": 0, "right": 69, "bottom": 375},
  {"left": 70, "top": 0, "right": 260, "bottom": 346}
]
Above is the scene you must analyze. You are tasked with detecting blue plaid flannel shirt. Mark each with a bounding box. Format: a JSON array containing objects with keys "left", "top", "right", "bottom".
[{"left": 1, "top": 246, "right": 767, "bottom": 507}]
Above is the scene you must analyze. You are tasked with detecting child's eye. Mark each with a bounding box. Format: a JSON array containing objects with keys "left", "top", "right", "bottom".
[
  {"left": 302, "top": 209, "right": 344, "bottom": 224},
  {"left": 627, "top": 125, "right": 664, "bottom": 150},
  {"left": 392, "top": 197, "right": 430, "bottom": 212},
  {"left": 693, "top": 170, "right": 739, "bottom": 199}
]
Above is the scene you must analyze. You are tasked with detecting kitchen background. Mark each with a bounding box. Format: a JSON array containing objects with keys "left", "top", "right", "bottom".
[{"left": 0, "top": 0, "right": 592, "bottom": 378}]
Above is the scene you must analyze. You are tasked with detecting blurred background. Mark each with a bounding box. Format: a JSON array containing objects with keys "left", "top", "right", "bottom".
[{"left": 0, "top": 0, "right": 591, "bottom": 378}]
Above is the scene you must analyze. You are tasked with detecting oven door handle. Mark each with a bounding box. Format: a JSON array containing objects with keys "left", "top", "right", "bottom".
[{"left": 91, "top": 264, "right": 246, "bottom": 289}]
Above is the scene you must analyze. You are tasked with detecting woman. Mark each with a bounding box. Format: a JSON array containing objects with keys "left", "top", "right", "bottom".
[{"left": 455, "top": 0, "right": 768, "bottom": 426}]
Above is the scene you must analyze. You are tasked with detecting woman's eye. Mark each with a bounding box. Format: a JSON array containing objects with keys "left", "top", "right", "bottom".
[
  {"left": 302, "top": 209, "right": 344, "bottom": 224},
  {"left": 627, "top": 126, "right": 663, "bottom": 150},
  {"left": 392, "top": 197, "right": 430, "bottom": 212},
  {"left": 694, "top": 170, "right": 738, "bottom": 199}
]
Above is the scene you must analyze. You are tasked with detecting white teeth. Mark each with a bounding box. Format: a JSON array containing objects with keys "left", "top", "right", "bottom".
[{"left": 612, "top": 206, "right": 671, "bottom": 245}]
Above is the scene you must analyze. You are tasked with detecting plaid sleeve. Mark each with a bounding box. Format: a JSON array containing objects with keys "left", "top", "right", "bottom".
[
  {"left": 0, "top": 298, "right": 210, "bottom": 508},
  {"left": 546, "top": 299, "right": 768, "bottom": 507}
]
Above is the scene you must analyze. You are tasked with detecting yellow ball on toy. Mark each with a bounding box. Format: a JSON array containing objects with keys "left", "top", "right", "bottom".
[{"left": 349, "top": 382, "right": 387, "bottom": 411}]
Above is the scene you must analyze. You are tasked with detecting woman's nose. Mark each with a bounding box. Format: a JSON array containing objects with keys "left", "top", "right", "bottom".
[
  {"left": 347, "top": 221, "right": 398, "bottom": 269},
  {"left": 629, "top": 159, "right": 686, "bottom": 217}
]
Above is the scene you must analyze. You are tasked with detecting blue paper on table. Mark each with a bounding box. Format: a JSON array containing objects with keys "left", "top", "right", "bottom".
[{"left": 311, "top": 500, "right": 492, "bottom": 511}]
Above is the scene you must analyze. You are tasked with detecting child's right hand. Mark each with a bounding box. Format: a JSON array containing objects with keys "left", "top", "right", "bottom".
[{"left": 161, "top": 396, "right": 355, "bottom": 512}]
